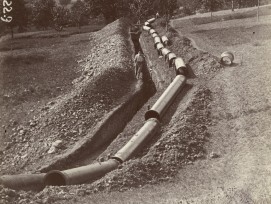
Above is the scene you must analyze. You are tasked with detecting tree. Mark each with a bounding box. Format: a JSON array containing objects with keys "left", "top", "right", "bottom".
[
  {"left": 70, "top": 0, "right": 88, "bottom": 29},
  {"left": 31, "top": 0, "right": 56, "bottom": 29},
  {"left": 202, "top": 0, "right": 223, "bottom": 17},
  {"left": 182, "top": 0, "right": 202, "bottom": 14},
  {"left": 59, "top": 0, "right": 72, "bottom": 6},
  {"left": 53, "top": 6, "right": 71, "bottom": 30},
  {"left": 127, "top": 0, "right": 153, "bottom": 23},
  {"left": 0, "top": 0, "right": 29, "bottom": 38},
  {"left": 154, "top": 0, "right": 177, "bottom": 30},
  {"left": 85, "top": 0, "right": 120, "bottom": 23}
]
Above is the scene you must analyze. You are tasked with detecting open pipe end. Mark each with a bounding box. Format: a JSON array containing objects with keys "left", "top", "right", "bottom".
[
  {"left": 44, "top": 170, "right": 67, "bottom": 186},
  {"left": 145, "top": 110, "right": 160, "bottom": 121},
  {"left": 176, "top": 67, "right": 186, "bottom": 76},
  {"left": 110, "top": 156, "right": 124, "bottom": 164}
]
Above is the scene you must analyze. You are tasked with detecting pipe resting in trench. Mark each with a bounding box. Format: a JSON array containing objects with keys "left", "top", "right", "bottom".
[
  {"left": 145, "top": 75, "right": 186, "bottom": 121},
  {"left": 0, "top": 17, "right": 188, "bottom": 189}
]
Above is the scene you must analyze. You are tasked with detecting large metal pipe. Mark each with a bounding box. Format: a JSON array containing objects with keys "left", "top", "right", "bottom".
[
  {"left": 143, "top": 25, "right": 151, "bottom": 31},
  {"left": 220, "top": 51, "right": 234, "bottom": 65},
  {"left": 149, "top": 29, "right": 157, "bottom": 35},
  {"left": 155, "top": 42, "right": 164, "bottom": 57},
  {"left": 112, "top": 118, "right": 160, "bottom": 162},
  {"left": 152, "top": 33, "right": 159, "bottom": 38},
  {"left": 155, "top": 42, "right": 164, "bottom": 50},
  {"left": 147, "top": 18, "right": 156, "bottom": 23},
  {"left": 167, "top": 53, "right": 177, "bottom": 68},
  {"left": 174, "top": 57, "right": 186, "bottom": 75},
  {"left": 144, "top": 22, "right": 150, "bottom": 26},
  {"left": 161, "top": 48, "right": 171, "bottom": 61},
  {"left": 44, "top": 159, "right": 119, "bottom": 186},
  {"left": 145, "top": 75, "right": 186, "bottom": 120},
  {"left": 0, "top": 173, "right": 46, "bottom": 190},
  {"left": 154, "top": 36, "right": 161, "bottom": 44},
  {"left": 168, "top": 53, "right": 177, "bottom": 62},
  {"left": 161, "top": 48, "right": 171, "bottom": 57},
  {"left": 161, "top": 36, "right": 169, "bottom": 46}
]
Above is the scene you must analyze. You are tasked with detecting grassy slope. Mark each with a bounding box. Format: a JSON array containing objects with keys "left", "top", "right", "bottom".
[{"left": 0, "top": 30, "right": 92, "bottom": 150}]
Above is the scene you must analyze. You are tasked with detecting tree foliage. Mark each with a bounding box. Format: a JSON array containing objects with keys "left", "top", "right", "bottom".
[
  {"left": 59, "top": 0, "right": 72, "bottom": 6},
  {"left": 70, "top": 0, "right": 89, "bottom": 28},
  {"left": 203, "top": 0, "right": 223, "bottom": 12},
  {"left": 31, "top": 0, "right": 56, "bottom": 29},
  {"left": 85, "top": 0, "right": 121, "bottom": 23},
  {"left": 154, "top": 0, "right": 177, "bottom": 16},
  {"left": 53, "top": 6, "right": 71, "bottom": 28},
  {"left": 127, "top": 0, "right": 153, "bottom": 23}
]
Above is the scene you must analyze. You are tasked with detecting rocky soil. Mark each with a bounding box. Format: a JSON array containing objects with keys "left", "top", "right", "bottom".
[{"left": 0, "top": 19, "right": 136, "bottom": 175}]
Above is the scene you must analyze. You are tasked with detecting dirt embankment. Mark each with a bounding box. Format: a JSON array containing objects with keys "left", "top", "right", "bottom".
[{"left": 0, "top": 19, "right": 139, "bottom": 176}]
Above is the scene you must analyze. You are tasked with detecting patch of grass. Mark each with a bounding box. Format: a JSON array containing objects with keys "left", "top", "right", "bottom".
[
  {"left": 1, "top": 24, "right": 105, "bottom": 41},
  {"left": 0, "top": 30, "right": 94, "bottom": 106},
  {"left": 3, "top": 51, "right": 48, "bottom": 65},
  {"left": 192, "top": 5, "right": 271, "bottom": 25},
  {"left": 192, "top": 24, "right": 271, "bottom": 46},
  {"left": 252, "top": 41, "right": 262, "bottom": 46}
]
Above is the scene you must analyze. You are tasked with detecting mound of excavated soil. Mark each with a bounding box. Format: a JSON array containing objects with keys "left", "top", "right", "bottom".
[{"left": 0, "top": 18, "right": 136, "bottom": 176}]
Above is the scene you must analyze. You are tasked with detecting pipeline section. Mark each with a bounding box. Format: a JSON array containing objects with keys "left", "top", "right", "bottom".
[
  {"left": 0, "top": 17, "right": 188, "bottom": 189},
  {"left": 44, "top": 159, "right": 120, "bottom": 186},
  {"left": 112, "top": 118, "right": 160, "bottom": 162},
  {"left": 145, "top": 75, "right": 186, "bottom": 120},
  {"left": 0, "top": 173, "right": 46, "bottom": 190}
]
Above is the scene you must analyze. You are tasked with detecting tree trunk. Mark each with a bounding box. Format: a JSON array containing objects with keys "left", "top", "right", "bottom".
[
  {"left": 257, "top": 0, "right": 260, "bottom": 22},
  {"left": 238, "top": 0, "right": 241, "bottom": 9},
  {"left": 232, "top": 0, "right": 234, "bottom": 11}
]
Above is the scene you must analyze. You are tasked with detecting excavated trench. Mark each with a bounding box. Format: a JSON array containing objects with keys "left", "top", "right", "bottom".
[
  {"left": 37, "top": 26, "right": 185, "bottom": 188},
  {"left": 0, "top": 18, "right": 219, "bottom": 192},
  {"left": 95, "top": 29, "right": 191, "bottom": 164},
  {"left": 63, "top": 32, "right": 158, "bottom": 169},
  {"left": 42, "top": 29, "right": 189, "bottom": 186},
  {"left": 38, "top": 30, "right": 157, "bottom": 173}
]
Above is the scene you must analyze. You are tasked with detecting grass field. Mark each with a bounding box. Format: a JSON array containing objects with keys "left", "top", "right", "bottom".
[{"left": 191, "top": 4, "right": 271, "bottom": 25}]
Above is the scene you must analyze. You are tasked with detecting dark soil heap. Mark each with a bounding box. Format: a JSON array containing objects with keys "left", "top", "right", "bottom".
[{"left": 0, "top": 18, "right": 136, "bottom": 175}]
